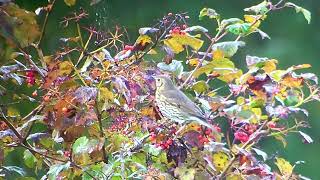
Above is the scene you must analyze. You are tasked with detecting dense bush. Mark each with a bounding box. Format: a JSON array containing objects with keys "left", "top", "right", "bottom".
[{"left": 0, "top": 0, "right": 317, "bottom": 179}]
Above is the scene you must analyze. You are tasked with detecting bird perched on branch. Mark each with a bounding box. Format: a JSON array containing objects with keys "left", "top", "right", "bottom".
[{"left": 155, "top": 75, "right": 218, "bottom": 134}]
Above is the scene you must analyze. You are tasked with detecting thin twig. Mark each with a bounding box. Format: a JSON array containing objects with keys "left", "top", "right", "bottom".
[{"left": 38, "top": 0, "right": 57, "bottom": 46}]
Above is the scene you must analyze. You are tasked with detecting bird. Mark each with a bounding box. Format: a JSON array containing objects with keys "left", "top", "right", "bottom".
[{"left": 154, "top": 75, "right": 218, "bottom": 134}]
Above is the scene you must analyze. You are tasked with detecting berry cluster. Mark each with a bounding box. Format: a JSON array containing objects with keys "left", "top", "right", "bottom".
[
  {"left": 25, "top": 70, "right": 36, "bottom": 86},
  {"left": 149, "top": 127, "right": 176, "bottom": 150},
  {"left": 169, "top": 26, "right": 187, "bottom": 35}
]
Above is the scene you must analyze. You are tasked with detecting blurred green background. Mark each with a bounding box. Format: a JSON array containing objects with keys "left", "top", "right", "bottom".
[{"left": 10, "top": 0, "right": 320, "bottom": 179}]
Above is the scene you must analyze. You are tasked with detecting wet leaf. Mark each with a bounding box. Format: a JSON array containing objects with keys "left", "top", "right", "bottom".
[
  {"left": 138, "top": 27, "right": 159, "bottom": 35},
  {"left": 183, "top": 26, "right": 208, "bottom": 33},
  {"left": 299, "top": 131, "right": 313, "bottom": 143},
  {"left": 2, "top": 166, "right": 26, "bottom": 176},
  {"left": 226, "top": 23, "right": 251, "bottom": 35},
  {"left": 23, "top": 150, "right": 37, "bottom": 168}
]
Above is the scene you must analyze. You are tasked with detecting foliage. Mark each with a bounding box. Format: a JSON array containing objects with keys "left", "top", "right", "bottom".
[{"left": 0, "top": 0, "right": 317, "bottom": 179}]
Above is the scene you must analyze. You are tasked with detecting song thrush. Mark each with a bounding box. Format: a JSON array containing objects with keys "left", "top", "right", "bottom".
[{"left": 155, "top": 75, "right": 217, "bottom": 133}]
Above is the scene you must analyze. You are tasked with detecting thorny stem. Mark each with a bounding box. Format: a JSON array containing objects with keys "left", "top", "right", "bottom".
[{"left": 218, "top": 120, "right": 269, "bottom": 179}]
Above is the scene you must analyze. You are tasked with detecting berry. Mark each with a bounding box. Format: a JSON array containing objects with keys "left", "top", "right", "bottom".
[
  {"left": 62, "top": 107, "right": 68, "bottom": 113},
  {"left": 185, "top": 15, "right": 190, "bottom": 19},
  {"left": 63, "top": 151, "right": 71, "bottom": 157},
  {"left": 167, "top": 12, "right": 173, "bottom": 16},
  {"left": 267, "top": 121, "right": 277, "bottom": 129},
  {"left": 182, "top": 24, "right": 187, "bottom": 29},
  {"left": 26, "top": 71, "right": 34, "bottom": 77},
  {"left": 32, "top": 91, "right": 37, "bottom": 97},
  {"left": 43, "top": 96, "right": 50, "bottom": 102},
  {"left": 234, "top": 131, "right": 249, "bottom": 143},
  {"left": 166, "top": 139, "right": 173, "bottom": 145},
  {"left": 205, "top": 129, "right": 212, "bottom": 135}
]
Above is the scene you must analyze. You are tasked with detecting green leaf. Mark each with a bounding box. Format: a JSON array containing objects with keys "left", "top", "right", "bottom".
[
  {"left": 73, "top": 136, "right": 89, "bottom": 154},
  {"left": 174, "top": 166, "right": 196, "bottom": 180},
  {"left": 220, "top": 18, "right": 243, "bottom": 27},
  {"left": 285, "top": 2, "right": 311, "bottom": 24},
  {"left": 23, "top": 150, "right": 37, "bottom": 168},
  {"left": 192, "top": 81, "right": 209, "bottom": 94},
  {"left": 131, "top": 153, "right": 147, "bottom": 167},
  {"left": 183, "top": 25, "right": 208, "bottom": 33},
  {"left": 47, "top": 162, "right": 71, "bottom": 180},
  {"left": 244, "top": 1, "right": 270, "bottom": 14},
  {"left": 212, "top": 41, "right": 245, "bottom": 57},
  {"left": 226, "top": 23, "right": 251, "bottom": 35},
  {"left": 2, "top": 166, "right": 26, "bottom": 176},
  {"left": 199, "top": 8, "right": 219, "bottom": 20},
  {"left": 157, "top": 60, "right": 183, "bottom": 77}
]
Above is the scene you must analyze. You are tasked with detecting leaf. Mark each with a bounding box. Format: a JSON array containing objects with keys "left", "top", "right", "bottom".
[
  {"left": 2, "top": 166, "right": 26, "bottom": 176},
  {"left": 0, "top": 3, "right": 40, "bottom": 47},
  {"left": 256, "top": 28, "right": 271, "bottom": 40},
  {"left": 212, "top": 41, "right": 245, "bottom": 58},
  {"left": 192, "top": 81, "right": 209, "bottom": 94},
  {"left": 164, "top": 34, "right": 203, "bottom": 54},
  {"left": 285, "top": 2, "right": 311, "bottom": 24},
  {"left": 174, "top": 166, "right": 196, "bottom": 180},
  {"left": 23, "top": 150, "right": 37, "bottom": 168},
  {"left": 212, "top": 151, "right": 229, "bottom": 171},
  {"left": 157, "top": 60, "right": 183, "bottom": 77},
  {"left": 299, "top": 131, "right": 313, "bottom": 143},
  {"left": 226, "top": 23, "right": 251, "bottom": 35},
  {"left": 183, "top": 26, "right": 208, "bottom": 33},
  {"left": 252, "top": 148, "right": 267, "bottom": 161},
  {"left": 199, "top": 8, "right": 220, "bottom": 20},
  {"left": 275, "top": 157, "right": 293, "bottom": 176},
  {"left": 220, "top": 18, "right": 243, "bottom": 28},
  {"left": 64, "top": 0, "right": 76, "bottom": 6},
  {"left": 138, "top": 27, "right": 159, "bottom": 35},
  {"left": 72, "top": 136, "right": 103, "bottom": 155},
  {"left": 274, "top": 134, "right": 287, "bottom": 148},
  {"left": 244, "top": 1, "right": 270, "bottom": 14},
  {"left": 47, "top": 162, "right": 71, "bottom": 180}
]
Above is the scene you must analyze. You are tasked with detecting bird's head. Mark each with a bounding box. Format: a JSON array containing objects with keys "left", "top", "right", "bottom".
[{"left": 155, "top": 75, "right": 175, "bottom": 91}]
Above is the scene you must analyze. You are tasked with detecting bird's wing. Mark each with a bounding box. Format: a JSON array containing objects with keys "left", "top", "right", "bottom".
[{"left": 164, "top": 89, "right": 205, "bottom": 119}]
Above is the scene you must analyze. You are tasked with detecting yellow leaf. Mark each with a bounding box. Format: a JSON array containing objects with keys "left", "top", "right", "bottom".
[
  {"left": 147, "top": 49, "right": 157, "bottom": 54},
  {"left": 135, "top": 35, "right": 152, "bottom": 46},
  {"left": 58, "top": 61, "right": 73, "bottom": 76},
  {"left": 64, "top": 0, "right": 76, "bottom": 6},
  {"left": 212, "top": 151, "right": 229, "bottom": 171},
  {"left": 275, "top": 157, "right": 293, "bottom": 176},
  {"left": 7, "top": 106, "right": 20, "bottom": 117},
  {"left": 99, "top": 87, "right": 114, "bottom": 101},
  {"left": 281, "top": 75, "right": 303, "bottom": 88},
  {"left": 244, "top": 15, "right": 261, "bottom": 29},
  {"left": 212, "top": 49, "right": 225, "bottom": 59},
  {"left": 274, "top": 135, "right": 287, "bottom": 148},
  {"left": 188, "top": 58, "right": 199, "bottom": 66},
  {"left": 164, "top": 34, "right": 203, "bottom": 54},
  {"left": 262, "top": 59, "right": 278, "bottom": 73}
]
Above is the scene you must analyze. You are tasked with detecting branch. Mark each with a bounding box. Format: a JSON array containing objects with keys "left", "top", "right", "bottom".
[
  {"left": 37, "top": 0, "right": 57, "bottom": 47},
  {"left": 218, "top": 120, "right": 269, "bottom": 179}
]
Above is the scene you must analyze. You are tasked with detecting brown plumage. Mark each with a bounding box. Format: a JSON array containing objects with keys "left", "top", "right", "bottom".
[{"left": 155, "top": 75, "right": 218, "bottom": 133}]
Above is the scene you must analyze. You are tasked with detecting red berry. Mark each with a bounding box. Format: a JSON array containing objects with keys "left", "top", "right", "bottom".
[
  {"left": 62, "top": 107, "right": 68, "bottom": 113},
  {"left": 124, "top": 45, "right": 134, "bottom": 51},
  {"left": 203, "top": 138, "right": 209, "bottom": 143},
  {"left": 64, "top": 151, "right": 70, "bottom": 157},
  {"left": 32, "top": 91, "right": 37, "bottom": 97},
  {"left": 43, "top": 96, "right": 50, "bottom": 102},
  {"left": 166, "top": 139, "right": 173, "bottom": 145},
  {"left": 185, "top": 15, "right": 190, "bottom": 19},
  {"left": 234, "top": 131, "right": 249, "bottom": 143},
  {"left": 267, "top": 121, "right": 277, "bottom": 129},
  {"left": 168, "top": 12, "right": 173, "bottom": 16},
  {"left": 26, "top": 71, "right": 34, "bottom": 77},
  {"left": 182, "top": 24, "right": 187, "bottom": 29},
  {"left": 205, "top": 129, "right": 212, "bottom": 135}
]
